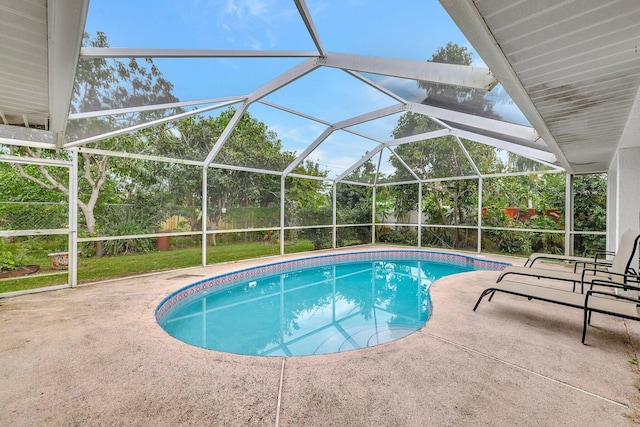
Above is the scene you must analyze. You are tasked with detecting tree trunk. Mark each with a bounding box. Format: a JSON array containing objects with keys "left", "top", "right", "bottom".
[
  {"left": 209, "top": 212, "right": 220, "bottom": 246},
  {"left": 81, "top": 204, "right": 105, "bottom": 257}
]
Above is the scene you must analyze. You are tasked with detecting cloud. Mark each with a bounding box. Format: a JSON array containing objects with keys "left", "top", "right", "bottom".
[
  {"left": 213, "top": 0, "right": 298, "bottom": 49},
  {"left": 270, "top": 122, "right": 324, "bottom": 153},
  {"left": 224, "top": 0, "right": 241, "bottom": 16},
  {"left": 245, "top": 0, "right": 267, "bottom": 16},
  {"left": 219, "top": 0, "right": 273, "bottom": 28}
]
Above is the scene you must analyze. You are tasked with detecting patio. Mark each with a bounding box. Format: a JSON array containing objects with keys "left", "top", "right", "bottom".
[
  {"left": 2, "top": 247, "right": 639, "bottom": 426},
  {"left": 2, "top": 1, "right": 640, "bottom": 425}
]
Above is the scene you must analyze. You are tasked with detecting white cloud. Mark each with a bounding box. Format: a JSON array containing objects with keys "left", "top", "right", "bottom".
[
  {"left": 225, "top": 0, "right": 242, "bottom": 17},
  {"left": 245, "top": 0, "right": 267, "bottom": 17}
]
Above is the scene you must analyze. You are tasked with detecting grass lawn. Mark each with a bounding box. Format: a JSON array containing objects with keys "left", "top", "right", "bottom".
[{"left": 0, "top": 240, "right": 315, "bottom": 294}]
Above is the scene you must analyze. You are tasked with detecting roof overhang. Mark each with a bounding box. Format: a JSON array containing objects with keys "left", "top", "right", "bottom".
[
  {"left": 0, "top": 0, "right": 87, "bottom": 145},
  {"left": 440, "top": 0, "right": 640, "bottom": 174}
]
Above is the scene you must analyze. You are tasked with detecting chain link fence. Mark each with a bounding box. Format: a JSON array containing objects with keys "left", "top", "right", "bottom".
[{"left": 0, "top": 202, "right": 68, "bottom": 231}]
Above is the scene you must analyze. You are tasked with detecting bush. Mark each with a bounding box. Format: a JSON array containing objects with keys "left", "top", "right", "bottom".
[
  {"left": 0, "top": 239, "right": 34, "bottom": 271},
  {"left": 377, "top": 227, "right": 418, "bottom": 245},
  {"left": 97, "top": 204, "right": 162, "bottom": 256}
]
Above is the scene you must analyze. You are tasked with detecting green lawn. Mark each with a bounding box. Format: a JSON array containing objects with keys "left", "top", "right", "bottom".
[{"left": 0, "top": 240, "right": 315, "bottom": 294}]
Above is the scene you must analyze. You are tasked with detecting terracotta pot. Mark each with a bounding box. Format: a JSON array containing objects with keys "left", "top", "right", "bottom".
[
  {"left": 48, "top": 252, "right": 70, "bottom": 270},
  {"left": 156, "top": 230, "right": 171, "bottom": 252}
]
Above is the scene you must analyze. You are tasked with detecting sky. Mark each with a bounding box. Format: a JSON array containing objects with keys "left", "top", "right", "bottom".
[{"left": 81, "top": 0, "right": 527, "bottom": 179}]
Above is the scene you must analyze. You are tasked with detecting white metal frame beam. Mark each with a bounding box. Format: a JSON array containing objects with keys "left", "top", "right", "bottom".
[
  {"left": 382, "top": 129, "right": 452, "bottom": 148},
  {"left": 345, "top": 70, "right": 409, "bottom": 104},
  {"left": 257, "top": 100, "right": 385, "bottom": 144},
  {"left": 203, "top": 58, "right": 323, "bottom": 167},
  {"left": 322, "top": 53, "right": 498, "bottom": 90},
  {"left": 80, "top": 48, "right": 319, "bottom": 58},
  {"left": 64, "top": 100, "right": 239, "bottom": 148},
  {"left": 407, "top": 102, "right": 540, "bottom": 142},
  {"left": 0, "top": 154, "right": 71, "bottom": 167},
  {"left": 203, "top": 103, "right": 249, "bottom": 167},
  {"left": 0, "top": 139, "right": 56, "bottom": 150},
  {"left": 452, "top": 128, "right": 558, "bottom": 165},
  {"left": 332, "top": 104, "right": 407, "bottom": 130},
  {"left": 258, "top": 100, "right": 333, "bottom": 127},
  {"left": 294, "top": 0, "right": 325, "bottom": 55},
  {"left": 282, "top": 104, "right": 410, "bottom": 176},
  {"left": 246, "top": 58, "right": 321, "bottom": 103},
  {"left": 334, "top": 145, "right": 384, "bottom": 182},
  {"left": 68, "top": 96, "right": 244, "bottom": 120},
  {"left": 283, "top": 127, "right": 334, "bottom": 175},
  {"left": 386, "top": 147, "right": 422, "bottom": 182}
]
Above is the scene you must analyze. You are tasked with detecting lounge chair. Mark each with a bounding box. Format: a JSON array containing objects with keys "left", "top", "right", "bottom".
[
  {"left": 472, "top": 273, "right": 640, "bottom": 344},
  {"left": 583, "top": 278, "right": 640, "bottom": 344},
  {"left": 497, "top": 229, "right": 640, "bottom": 293},
  {"left": 523, "top": 248, "right": 614, "bottom": 272}
]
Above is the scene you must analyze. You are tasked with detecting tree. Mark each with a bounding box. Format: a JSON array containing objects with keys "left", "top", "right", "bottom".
[
  {"left": 0, "top": 162, "right": 69, "bottom": 232},
  {"left": 389, "top": 118, "right": 499, "bottom": 243},
  {"left": 286, "top": 161, "right": 331, "bottom": 249},
  {"left": 336, "top": 159, "right": 376, "bottom": 225},
  {"left": 385, "top": 43, "right": 504, "bottom": 248},
  {"left": 10, "top": 32, "right": 179, "bottom": 256},
  {"left": 418, "top": 42, "right": 497, "bottom": 118},
  {"left": 152, "top": 108, "right": 328, "bottom": 246},
  {"left": 573, "top": 173, "right": 607, "bottom": 253},
  {"left": 0, "top": 162, "right": 66, "bottom": 203}
]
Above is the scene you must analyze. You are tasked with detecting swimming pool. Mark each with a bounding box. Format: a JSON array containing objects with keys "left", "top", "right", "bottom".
[{"left": 156, "top": 250, "right": 509, "bottom": 356}]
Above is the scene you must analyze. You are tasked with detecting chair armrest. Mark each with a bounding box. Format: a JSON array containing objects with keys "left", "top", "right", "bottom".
[
  {"left": 593, "top": 250, "right": 615, "bottom": 262},
  {"left": 572, "top": 258, "right": 612, "bottom": 273},
  {"left": 589, "top": 278, "right": 640, "bottom": 293},
  {"left": 582, "top": 247, "right": 613, "bottom": 258},
  {"left": 580, "top": 269, "right": 640, "bottom": 293},
  {"left": 585, "top": 288, "right": 640, "bottom": 305}
]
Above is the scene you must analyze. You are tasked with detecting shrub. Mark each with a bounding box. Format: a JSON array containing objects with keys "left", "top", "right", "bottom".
[{"left": 0, "top": 239, "right": 34, "bottom": 271}]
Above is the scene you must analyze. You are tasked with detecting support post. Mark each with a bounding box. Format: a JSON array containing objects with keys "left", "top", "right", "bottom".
[
  {"left": 332, "top": 183, "right": 337, "bottom": 249},
  {"left": 371, "top": 186, "right": 377, "bottom": 244},
  {"left": 564, "top": 173, "right": 573, "bottom": 256},
  {"left": 418, "top": 182, "right": 422, "bottom": 248},
  {"left": 202, "top": 167, "right": 208, "bottom": 266},
  {"left": 68, "top": 152, "right": 78, "bottom": 287},
  {"left": 610, "top": 147, "right": 640, "bottom": 269},
  {"left": 280, "top": 176, "right": 286, "bottom": 256},
  {"left": 477, "top": 177, "right": 483, "bottom": 254}
]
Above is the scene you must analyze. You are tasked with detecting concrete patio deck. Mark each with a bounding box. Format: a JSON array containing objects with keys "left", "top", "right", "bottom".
[{"left": 1, "top": 246, "right": 639, "bottom": 426}]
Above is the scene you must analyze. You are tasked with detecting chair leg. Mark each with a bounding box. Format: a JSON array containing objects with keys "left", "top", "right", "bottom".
[
  {"left": 473, "top": 289, "right": 495, "bottom": 311},
  {"left": 582, "top": 308, "right": 590, "bottom": 344}
]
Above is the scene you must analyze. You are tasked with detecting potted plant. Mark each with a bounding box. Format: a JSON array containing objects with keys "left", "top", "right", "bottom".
[{"left": 47, "top": 251, "right": 70, "bottom": 270}]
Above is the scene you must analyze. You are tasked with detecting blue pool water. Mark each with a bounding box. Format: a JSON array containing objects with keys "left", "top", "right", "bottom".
[{"left": 157, "top": 253, "right": 495, "bottom": 357}]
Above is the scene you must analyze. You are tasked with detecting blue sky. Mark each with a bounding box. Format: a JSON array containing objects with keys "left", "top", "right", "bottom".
[
  {"left": 82, "top": 1, "right": 526, "bottom": 178},
  {"left": 85, "top": 1, "right": 478, "bottom": 60}
]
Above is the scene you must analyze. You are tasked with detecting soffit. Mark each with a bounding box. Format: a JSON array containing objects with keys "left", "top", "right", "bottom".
[
  {"left": 441, "top": 0, "right": 640, "bottom": 174},
  {"left": 0, "top": 0, "right": 48, "bottom": 129},
  {"left": 0, "top": 0, "right": 87, "bottom": 138}
]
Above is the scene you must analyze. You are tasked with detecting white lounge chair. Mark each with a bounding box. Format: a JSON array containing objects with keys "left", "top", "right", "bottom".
[
  {"left": 472, "top": 274, "right": 640, "bottom": 344},
  {"left": 523, "top": 249, "right": 614, "bottom": 272},
  {"left": 583, "top": 278, "right": 640, "bottom": 343},
  {"left": 497, "top": 229, "right": 640, "bottom": 293}
]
